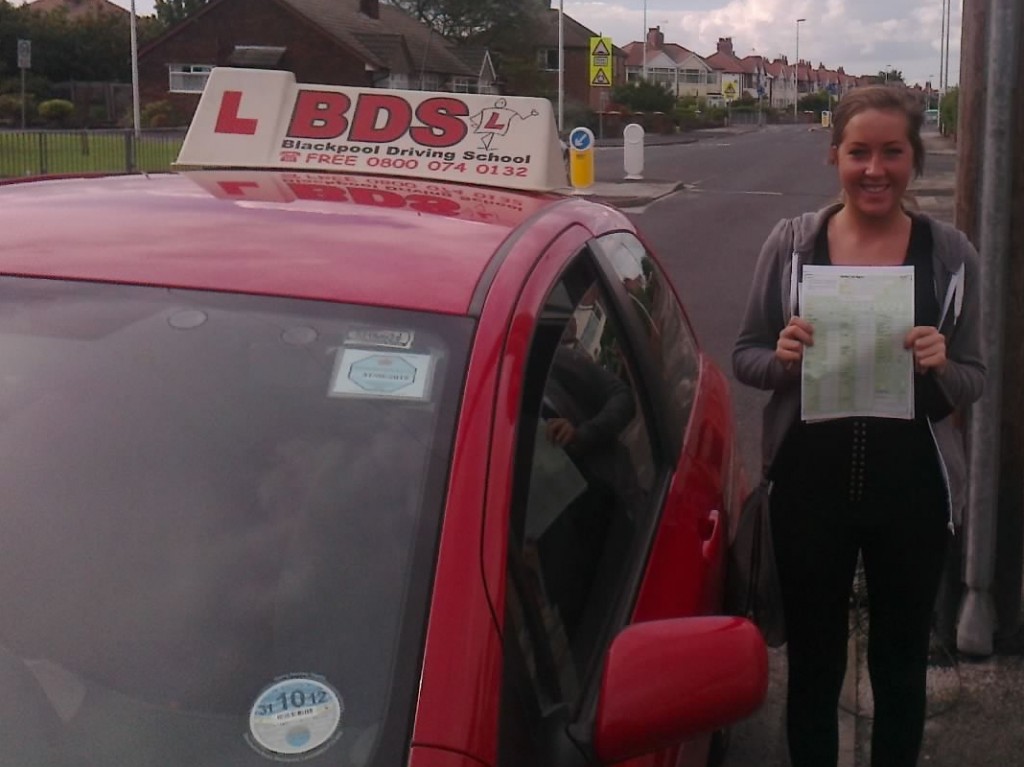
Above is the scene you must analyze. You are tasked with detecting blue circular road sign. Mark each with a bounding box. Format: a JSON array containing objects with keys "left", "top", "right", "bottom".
[{"left": 569, "top": 127, "right": 594, "bottom": 151}]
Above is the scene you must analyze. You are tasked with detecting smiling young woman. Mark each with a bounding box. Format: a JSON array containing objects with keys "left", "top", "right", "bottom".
[
  {"left": 733, "top": 86, "right": 986, "bottom": 767},
  {"left": 826, "top": 90, "right": 925, "bottom": 266}
]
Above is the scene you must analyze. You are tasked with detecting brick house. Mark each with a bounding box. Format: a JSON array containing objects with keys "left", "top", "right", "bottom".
[
  {"left": 503, "top": 6, "right": 626, "bottom": 114},
  {"left": 138, "top": 0, "right": 489, "bottom": 123}
]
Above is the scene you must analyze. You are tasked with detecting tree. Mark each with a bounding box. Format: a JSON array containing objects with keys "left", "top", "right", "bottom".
[
  {"left": 154, "top": 0, "right": 211, "bottom": 27},
  {"left": 938, "top": 86, "right": 958, "bottom": 137},
  {"left": 876, "top": 68, "right": 904, "bottom": 84},
  {"left": 385, "top": 0, "right": 543, "bottom": 41},
  {"left": 610, "top": 80, "right": 675, "bottom": 113},
  {"left": 2, "top": 5, "right": 134, "bottom": 85},
  {"left": 798, "top": 89, "right": 832, "bottom": 114}
]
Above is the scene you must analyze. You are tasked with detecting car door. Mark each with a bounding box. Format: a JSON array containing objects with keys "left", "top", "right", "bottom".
[
  {"left": 590, "top": 231, "right": 733, "bottom": 623},
  {"left": 493, "top": 233, "right": 725, "bottom": 767}
]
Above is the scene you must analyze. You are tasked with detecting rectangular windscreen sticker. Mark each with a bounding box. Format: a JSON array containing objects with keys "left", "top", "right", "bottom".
[
  {"left": 344, "top": 328, "right": 415, "bottom": 349},
  {"left": 329, "top": 348, "right": 433, "bottom": 400}
]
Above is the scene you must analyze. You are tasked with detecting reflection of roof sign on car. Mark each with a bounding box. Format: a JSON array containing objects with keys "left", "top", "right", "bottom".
[{"left": 0, "top": 69, "right": 766, "bottom": 767}]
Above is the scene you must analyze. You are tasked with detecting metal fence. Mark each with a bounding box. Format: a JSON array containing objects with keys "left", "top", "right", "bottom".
[{"left": 0, "top": 129, "right": 186, "bottom": 179}]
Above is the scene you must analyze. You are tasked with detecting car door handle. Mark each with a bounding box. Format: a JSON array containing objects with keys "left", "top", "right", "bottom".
[{"left": 700, "top": 509, "right": 722, "bottom": 562}]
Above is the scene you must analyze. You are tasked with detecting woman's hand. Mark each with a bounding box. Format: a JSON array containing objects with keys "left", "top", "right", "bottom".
[
  {"left": 905, "top": 326, "right": 947, "bottom": 374},
  {"left": 545, "top": 417, "right": 577, "bottom": 447},
  {"left": 776, "top": 317, "right": 814, "bottom": 368}
]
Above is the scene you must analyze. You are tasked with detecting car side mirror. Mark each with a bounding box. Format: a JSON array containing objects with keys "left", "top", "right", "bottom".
[{"left": 592, "top": 616, "right": 768, "bottom": 764}]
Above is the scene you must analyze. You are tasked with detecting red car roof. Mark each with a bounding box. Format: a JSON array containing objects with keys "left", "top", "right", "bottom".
[{"left": 0, "top": 172, "right": 564, "bottom": 315}]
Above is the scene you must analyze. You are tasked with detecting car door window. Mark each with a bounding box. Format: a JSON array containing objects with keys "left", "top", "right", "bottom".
[
  {"left": 498, "top": 253, "right": 659, "bottom": 763},
  {"left": 595, "top": 232, "right": 701, "bottom": 432}
]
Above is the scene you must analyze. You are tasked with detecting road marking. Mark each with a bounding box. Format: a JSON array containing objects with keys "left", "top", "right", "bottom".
[{"left": 684, "top": 189, "right": 784, "bottom": 196}]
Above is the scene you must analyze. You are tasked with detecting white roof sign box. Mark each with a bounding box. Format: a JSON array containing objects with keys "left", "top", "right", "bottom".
[{"left": 176, "top": 68, "right": 569, "bottom": 192}]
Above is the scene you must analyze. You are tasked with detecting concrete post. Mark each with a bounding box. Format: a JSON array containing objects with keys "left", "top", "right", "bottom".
[
  {"left": 992, "top": 0, "right": 1024, "bottom": 645},
  {"left": 958, "top": 0, "right": 1023, "bottom": 657}
]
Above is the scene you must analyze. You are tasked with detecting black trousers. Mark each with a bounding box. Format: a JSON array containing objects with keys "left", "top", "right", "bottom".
[{"left": 771, "top": 481, "right": 949, "bottom": 767}]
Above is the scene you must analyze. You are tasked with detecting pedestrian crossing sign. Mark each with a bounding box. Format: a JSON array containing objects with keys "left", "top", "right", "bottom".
[{"left": 590, "top": 36, "right": 613, "bottom": 87}]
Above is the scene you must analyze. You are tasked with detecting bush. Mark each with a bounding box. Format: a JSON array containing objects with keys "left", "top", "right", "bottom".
[
  {"left": 140, "top": 100, "right": 187, "bottom": 128},
  {"left": 671, "top": 98, "right": 728, "bottom": 131},
  {"left": 0, "top": 94, "right": 36, "bottom": 126},
  {"left": 939, "top": 87, "right": 959, "bottom": 138},
  {"left": 562, "top": 100, "right": 597, "bottom": 134},
  {"left": 38, "top": 99, "right": 76, "bottom": 126},
  {"left": 610, "top": 80, "right": 675, "bottom": 113}
]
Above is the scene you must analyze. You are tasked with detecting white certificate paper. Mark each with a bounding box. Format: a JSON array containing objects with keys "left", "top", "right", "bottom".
[{"left": 800, "top": 265, "right": 915, "bottom": 421}]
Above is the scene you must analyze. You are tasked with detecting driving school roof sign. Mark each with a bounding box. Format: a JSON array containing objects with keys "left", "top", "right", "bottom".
[{"left": 176, "top": 68, "right": 569, "bottom": 192}]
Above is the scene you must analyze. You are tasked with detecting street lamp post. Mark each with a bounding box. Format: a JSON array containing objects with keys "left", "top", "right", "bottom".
[
  {"left": 642, "top": 0, "right": 648, "bottom": 81},
  {"left": 557, "top": 0, "right": 564, "bottom": 132},
  {"left": 794, "top": 18, "right": 806, "bottom": 121},
  {"left": 130, "top": 0, "right": 141, "bottom": 142}
]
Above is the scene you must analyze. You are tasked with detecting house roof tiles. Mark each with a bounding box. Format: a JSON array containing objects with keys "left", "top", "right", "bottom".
[{"left": 279, "top": 0, "right": 473, "bottom": 77}]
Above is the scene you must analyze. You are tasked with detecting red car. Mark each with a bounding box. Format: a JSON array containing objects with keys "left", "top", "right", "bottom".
[{"left": 0, "top": 70, "right": 766, "bottom": 767}]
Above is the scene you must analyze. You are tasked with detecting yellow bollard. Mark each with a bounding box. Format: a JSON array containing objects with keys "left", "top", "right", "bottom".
[{"left": 568, "top": 127, "right": 595, "bottom": 190}]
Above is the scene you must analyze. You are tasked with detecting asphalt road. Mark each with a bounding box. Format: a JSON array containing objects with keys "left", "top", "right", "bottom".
[
  {"left": 592, "top": 127, "right": 840, "bottom": 766},
  {"left": 594, "top": 125, "right": 840, "bottom": 482}
]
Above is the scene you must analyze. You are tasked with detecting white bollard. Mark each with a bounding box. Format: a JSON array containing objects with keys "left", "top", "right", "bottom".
[{"left": 623, "top": 123, "right": 645, "bottom": 179}]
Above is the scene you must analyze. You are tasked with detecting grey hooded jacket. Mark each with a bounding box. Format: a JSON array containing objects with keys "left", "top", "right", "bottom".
[{"left": 732, "top": 203, "right": 986, "bottom": 525}]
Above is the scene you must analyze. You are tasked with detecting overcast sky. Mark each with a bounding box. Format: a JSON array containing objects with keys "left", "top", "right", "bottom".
[
  {"left": 93, "top": 0, "right": 960, "bottom": 88},
  {"left": 563, "top": 0, "right": 960, "bottom": 87}
]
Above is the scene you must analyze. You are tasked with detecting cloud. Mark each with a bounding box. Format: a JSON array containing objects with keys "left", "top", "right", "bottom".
[{"left": 564, "top": 0, "right": 961, "bottom": 86}]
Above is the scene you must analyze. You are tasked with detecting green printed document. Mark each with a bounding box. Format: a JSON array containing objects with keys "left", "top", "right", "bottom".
[{"left": 800, "top": 265, "right": 915, "bottom": 421}]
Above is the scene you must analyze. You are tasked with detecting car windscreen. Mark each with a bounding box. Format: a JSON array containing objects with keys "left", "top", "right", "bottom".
[{"left": 0, "top": 277, "right": 472, "bottom": 766}]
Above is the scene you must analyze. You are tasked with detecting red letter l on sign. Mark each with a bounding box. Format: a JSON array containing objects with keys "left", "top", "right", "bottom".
[{"left": 215, "top": 91, "right": 258, "bottom": 135}]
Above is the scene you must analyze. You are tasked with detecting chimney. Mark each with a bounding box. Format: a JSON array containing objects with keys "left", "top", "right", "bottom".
[
  {"left": 646, "top": 26, "right": 664, "bottom": 49},
  {"left": 716, "top": 37, "right": 735, "bottom": 57},
  {"left": 360, "top": 0, "right": 379, "bottom": 19}
]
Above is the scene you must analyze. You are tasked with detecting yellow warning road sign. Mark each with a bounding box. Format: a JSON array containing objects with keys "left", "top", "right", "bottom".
[
  {"left": 590, "top": 36, "right": 613, "bottom": 87},
  {"left": 722, "top": 75, "right": 740, "bottom": 102}
]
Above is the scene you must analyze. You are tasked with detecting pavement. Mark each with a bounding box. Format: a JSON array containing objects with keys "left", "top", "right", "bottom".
[
  {"left": 571, "top": 126, "right": 738, "bottom": 208},
  {"left": 579, "top": 125, "right": 1024, "bottom": 767}
]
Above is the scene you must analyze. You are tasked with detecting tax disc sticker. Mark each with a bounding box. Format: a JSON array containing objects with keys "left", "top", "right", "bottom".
[{"left": 247, "top": 675, "right": 343, "bottom": 760}]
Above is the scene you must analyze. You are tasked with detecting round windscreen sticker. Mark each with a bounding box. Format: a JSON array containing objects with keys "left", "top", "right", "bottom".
[{"left": 247, "top": 675, "right": 343, "bottom": 760}]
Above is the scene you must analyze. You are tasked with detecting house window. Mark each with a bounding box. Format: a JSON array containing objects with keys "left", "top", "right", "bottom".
[
  {"left": 537, "top": 48, "right": 559, "bottom": 71},
  {"left": 168, "top": 64, "right": 213, "bottom": 93},
  {"left": 450, "top": 77, "right": 475, "bottom": 94},
  {"left": 418, "top": 73, "right": 443, "bottom": 91},
  {"left": 385, "top": 74, "right": 408, "bottom": 90}
]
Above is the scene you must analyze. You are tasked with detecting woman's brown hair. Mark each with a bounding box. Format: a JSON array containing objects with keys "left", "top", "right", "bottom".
[{"left": 830, "top": 86, "right": 926, "bottom": 177}]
